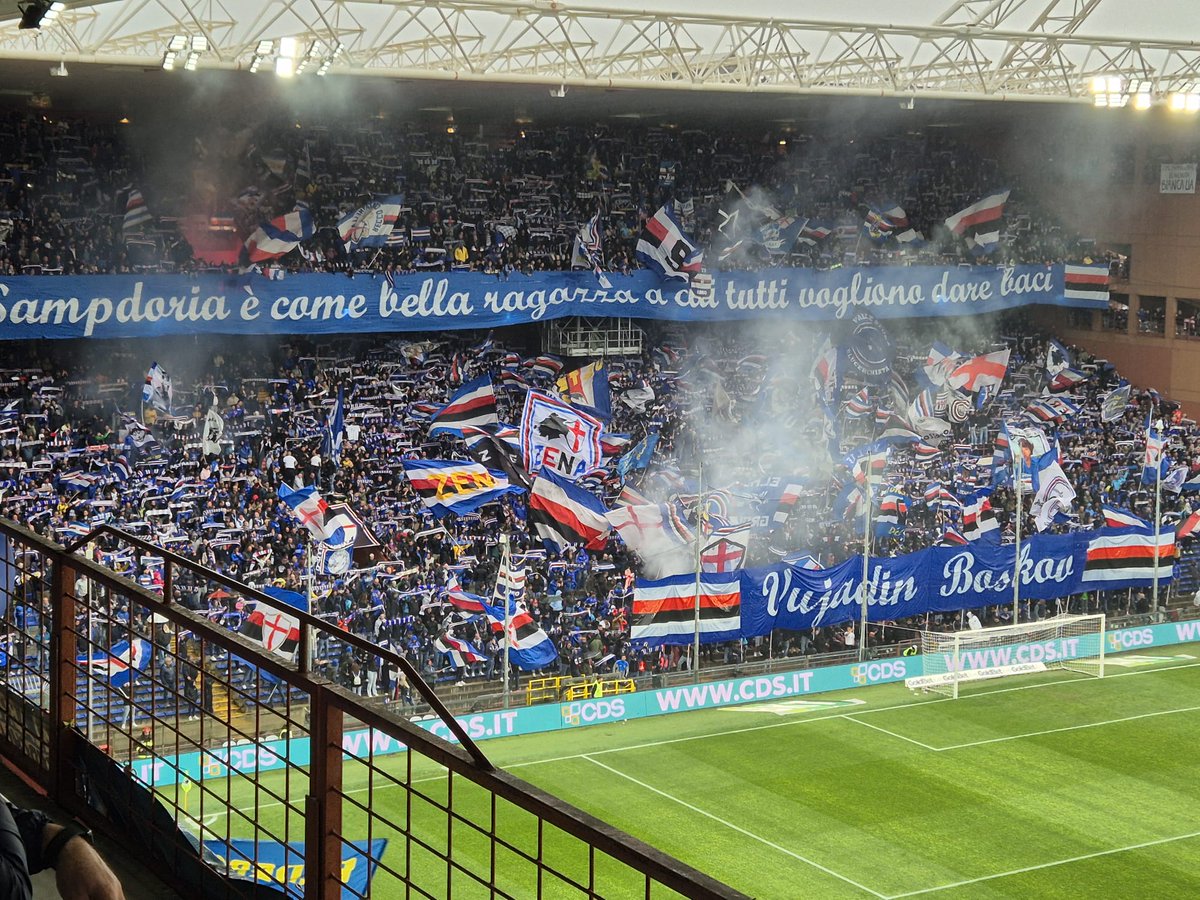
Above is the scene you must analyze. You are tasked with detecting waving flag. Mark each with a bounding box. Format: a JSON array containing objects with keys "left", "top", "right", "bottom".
[
  {"left": 141, "top": 362, "right": 172, "bottom": 413},
  {"left": 940, "top": 526, "right": 970, "bottom": 546},
  {"left": 444, "top": 573, "right": 488, "bottom": 614},
  {"left": 461, "top": 423, "right": 530, "bottom": 490},
  {"left": 1048, "top": 368, "right": 1089, "bottom": 393},
  {"left": 245, "top": 208, "right": 314, "bottom": 262},
  {"left": 429, "top": 375, "right": 498, "bottom": 437},
  {"left": 961, "top": 488, "right": 1000, "bottom": 540},
  {"left": 1101, "top": 384, "right": 1132, "bottom": 423},
  {"left": 337, "top": 195, "right": 403, "bottom": 250},
  {"left": 635, "top": 204, "right": 703, "bottom": 280},
  {"left": 435, "top": 633, "right": 485, "bottom": 668},
  {"left": 527, "top": 470, "right": 612, "bottom": 551},
  {"left": 84, "top": 638, "right": 152, "bottom": 689},
  {"left": 945, "top": 189, "right": 1009, "bottom": 254},
  {"left": 571, "top": 210, "right": 612, "bottom": 288},
  {"left": 481, "top": 597, "right": 557, "bottom": 670},
  {"left": 241, "top": 587, "right": 307, "bottom": 659},
  {"left": 948, "top": 349, "right": 1010, "bottom": 393},
  {"left": 631, "top": 573, "right": 741, "bottom": 646},
  {"left": 402, "top": 459, "right": 522, "bottom": 517},
  {"left": 1103, "top": 506, "right": 1152, "bottom": 530},
  {"left": 519, "top": 391, "right": 603, "bottom": 481},
  {"left": 1177, "top": 510, "right": 1200, "bottom": 539},
  {"left": 556, "top": 361, "right": 612, "bottom": 421},
  {"left": 606, "top": 502, "right": 695, "bottom": 579},
  {"left": 875, "top": 493, "right": 909, "bottom": 538},
  {"left": 278, "top": 483, "right": 331, "bottom": 540},
  {"left": 123, "top": 188, "right": 153, "bottom": 236},
  {"left": 322, "top": 385, "right": 345, "bottom": 465},
  {"left": 1142, "top": 421, "right": 1167, "bottom": 485},
  {"left": 1031, "top": 446, "right": 1076, "bottom": 532}
]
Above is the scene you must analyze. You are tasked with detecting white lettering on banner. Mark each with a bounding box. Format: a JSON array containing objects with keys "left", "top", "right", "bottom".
[
  {"left": 939, "top": 545, "right": 1074, "bottom": 599},
  {"left": 1108, "top": 627, "right": 1155, "bottom": 652},
  {"left": 944, "top": 638, "right": 1082, "bottom": 672},
  {"left": 999, "top": 267, "right": 1053, "bottom": 297},
  {"left": 654, "top": 671, "right": 815, "bottom": 712},
  {"left": 850, "top": 659, "right": 907, "bottom": 685},
  {"left": 1175, "top": 621, "right": 1200, "bottom": 642},
  {"left": 562, "top": 698, "right": 626, "bottom": 726},
  {"left": 380, "top": 279, "right": 475, "bottom": 319},
  {"left": 762, "top": 566, "right": 918, "bottom": 624}
]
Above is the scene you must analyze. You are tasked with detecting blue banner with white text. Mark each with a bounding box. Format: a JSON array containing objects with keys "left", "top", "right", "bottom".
[
  {"left": 0, "top": 264, "right": 1097, "bottom": 339},
  {"left": 738, "top": 530, "right": 1166, "bottom": 637}
]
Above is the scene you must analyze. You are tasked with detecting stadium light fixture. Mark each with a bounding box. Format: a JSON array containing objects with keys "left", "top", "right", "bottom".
[
  {"left": 276, "top": 37, "right": 298, "bottom": 78},
  {"left": 1168, "top": 91, "right": 1200, "bottom": 113},
  {"left": 1089, "top": 74, "right": 1128, "bottom": 108}
]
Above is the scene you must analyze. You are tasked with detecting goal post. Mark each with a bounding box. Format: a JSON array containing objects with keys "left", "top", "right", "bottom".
[{"left": 911, "top": 614, "right": 1106, "bottom": 699}]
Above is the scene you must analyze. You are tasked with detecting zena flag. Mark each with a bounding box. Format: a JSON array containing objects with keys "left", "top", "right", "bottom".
[
  {"left": 519, "top": 391, "right": 603, "bottom": 481},
  {"left": 402, "top": 459, "right": 523, "bottom": 517}
]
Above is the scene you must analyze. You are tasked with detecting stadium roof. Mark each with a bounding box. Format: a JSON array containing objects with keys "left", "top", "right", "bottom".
[{"left": 0, "top": 1, "right": 1199, "bottom": 107}]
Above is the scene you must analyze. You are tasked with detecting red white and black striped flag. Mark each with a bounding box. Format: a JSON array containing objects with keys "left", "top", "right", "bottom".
[
  {"left": 630, "top": 573, "right": 741, "bottom": 646},
  {"left": 429, "top": 375, "right": 498, "bottom": 437},
  {"left": 945, "top": 189, "right": 1009, "bottom": 254},
  {"left": 1063, "top": 262, "right": 1110, "bottom": 303},
  {"left": 527, "top": 470, "right": 612, "bottom": 552},
  {"left": 1081, "top": 530, "right": 1175, "bottom": 586}
]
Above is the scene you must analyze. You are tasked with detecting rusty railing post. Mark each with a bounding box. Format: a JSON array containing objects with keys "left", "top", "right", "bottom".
[
  {"left": 49, "top": 557, "right": 78, "bottom": 806},
  {"left": 306, "top": 686, "right": 343, "bottom": 900}
]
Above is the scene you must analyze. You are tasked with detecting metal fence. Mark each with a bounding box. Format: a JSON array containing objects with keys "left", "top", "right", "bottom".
[{"left": 0, "top": 519, "right": 746, "bottom": 900}]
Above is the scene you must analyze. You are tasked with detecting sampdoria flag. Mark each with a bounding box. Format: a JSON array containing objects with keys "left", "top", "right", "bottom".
[
  {"left": 461, "top": 423, "right": 531, "bottom": 490},
  {"left": 123, "top": 188, "right": 153, "bottom": 236},
  {"left": 1081, "top": 529, "right": 1175, "bottom": 586},
  {"left": 402, "top": 459, "right": 522, "bottom": 517},
  {"left": 240, "top": 587, "right": 307, "bottom": 659},
  {"left": 245, "top": 208, "right": 315, "bottom": 262},
  {"left": 428, "top": 375, "right": 499, "bottom": 437},
  {"left": 434, "top": 633, "right": 485, "bottom": 668},
  {"left": 84, "top": 638, "right": 152, "bottom": 689},
  {"left": 141, "top": 362, "right": 172, "bottom": 412},
  {"left": 1102, "top": 505, "right": 1152, "bottom": 530},
  {"left": 1048, "top": 368, "right": 1089, "bottom": 393},
  {"left": 519, "top": 391, "right": 603, "bottom": 481},
  {"left": 944, "top": 189, "right": 1009, "bottom": 254},
  {"left": 948, "top": 349, "right": 1010, "bottom": 393},
  {"left": 556, "top": 361, "right": 612, "bottom": 421},
  {"left": 630, "top": 573, "right": 741, "bottom": 646},
  {"left": 481, "top": 598, "right": 557, "bottom": 670},
  {"left": 960, "top": 488, "right": 1000, "bottom": 540},
  {"left": 635, "top": 204, "right": 703, "bottom": 280},
  {"left": 444, "top": 573, "right": 488, "bottom": 614},
  {"left": 1177, "top": 510, "right": 1200, "bottom": 539},
  {"left": 1142, "top": 422, "right": 1167, "bottom": 485},
  {"left": 1063, "top": 262, "right": 1110, "bottom": 303},
  {"left": 1031, "top": 446, "right": 1077, "bottom": 532},
  {"left": 527, "top": 470, "right": 612, "bottom": 551},
  {"left": 337, "top": 195, "right": 404, "bottom": 250}
]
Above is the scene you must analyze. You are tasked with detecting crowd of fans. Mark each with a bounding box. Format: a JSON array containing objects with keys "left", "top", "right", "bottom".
[
  {"left": 0, "top": 312, "right": 1197, "bottom": 705},
  {"left": 0, "top": 107, "right": 1102, "bottom": 279}
]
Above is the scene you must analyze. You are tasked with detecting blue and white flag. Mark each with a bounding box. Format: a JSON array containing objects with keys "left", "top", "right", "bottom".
[
  {"left": 337, "top": 195, "right": 403, "bottom": 250},
  {"left": 1142, "top": 420, "right": 1168, "bottom": 485},
  {"left": 616, "top": 430, "right": 658, "bottom": 477},
  {"left": 322, "top": 385, "right": 345, "bottom": 466},
  {"left": 1100, "top": 383, "right": 1131, "bottom": 423},
  {"left": 482, "top": 596, "right": 557, "bottom": 670},
  {"left": 635, "top": 204, "right": 702, "bottom": 280},
  {"left": 84, "top": 638, "right": 152, "bottom": 690},
  {"left": 245, "top": 208, "right": 315, "bottom": 262},
  {"left": 141, "top": 362, "right": 172, "bottom": 413}
]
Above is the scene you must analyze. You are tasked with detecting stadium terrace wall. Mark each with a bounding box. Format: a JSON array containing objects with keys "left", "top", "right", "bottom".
[
  {"left": 128, "top": 619, "right": 1200, "bottom": 788},
  {"left": 0, "top": 265, "right": 1102, "bottom": 339}
]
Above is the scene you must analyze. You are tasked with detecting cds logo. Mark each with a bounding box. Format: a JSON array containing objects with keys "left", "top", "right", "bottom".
[
  {"left": 1107, "top": 628, "right": 1154, "bottom": 652},
  {"left": 562, "top": 698, "right": 626, "bottom": 727},
  {"left": 850, "top": 659, "right": 907, "bottom": 685}
]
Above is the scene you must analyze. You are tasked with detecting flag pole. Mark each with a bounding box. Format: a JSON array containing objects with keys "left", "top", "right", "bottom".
[
  {"left": 858, "top": 454, "right": 873, "bottom": 663},
  {"left": 1013, "top": 463, "right": 1022, "bottom": 624},
  {"left": 1153, "top": 456, "right": 1162, "bottom": 615},
  {"left": 692, "top": 458, "right": 704, "bottom": 685},
  {"left": 501, "top": 535, "right": 512, "bottom": 709},
  {"left": 305, "top": 536, "right": 315, "bottom": 675}
]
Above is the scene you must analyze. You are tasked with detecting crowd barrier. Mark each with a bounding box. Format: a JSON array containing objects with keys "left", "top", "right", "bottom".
[
  {"left": 130, "top": 619, "right": 1200, "bottom": 789},
  {"left": 0, "top": 520, "right": 744, "bottom": 900}
]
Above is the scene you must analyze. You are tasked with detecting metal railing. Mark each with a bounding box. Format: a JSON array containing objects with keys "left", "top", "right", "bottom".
[{"left": 0, "top": 519, "right": 746, "bottom": 900}]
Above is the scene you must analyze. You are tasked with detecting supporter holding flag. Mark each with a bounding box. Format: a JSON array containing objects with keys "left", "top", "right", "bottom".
[
  {"left": 435, "top": 633, "right": 485, "bottom": 675},
  {"left": 322, "top": 385, "right": 345, "bottom": 466},
  {"left": 83, "top": 637, "right": 152, "bottom": 689},
  {"left": 571, "top": 210, "right": 613, "bottom": 288}
]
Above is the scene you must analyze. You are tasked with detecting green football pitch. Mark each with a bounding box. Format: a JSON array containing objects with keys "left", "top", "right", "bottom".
[{"left": 181, "top": 644, "right": 1200, "bottom": 899}]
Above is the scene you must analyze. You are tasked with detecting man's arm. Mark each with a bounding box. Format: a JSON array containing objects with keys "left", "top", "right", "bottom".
[
  {"left": 0, "top": 801, "right": 33, "bottom": 900},
  {"left": 5, "top": 800, "right": 124, "bottom": 900}
]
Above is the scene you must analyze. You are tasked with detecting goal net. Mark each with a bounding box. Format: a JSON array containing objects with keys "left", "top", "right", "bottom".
[{"left": 911, "top": 614, "right": 1105, "bottom": 699}]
